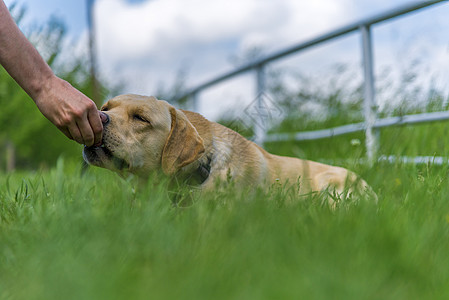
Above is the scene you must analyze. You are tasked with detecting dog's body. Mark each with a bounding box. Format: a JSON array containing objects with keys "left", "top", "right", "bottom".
[{"left": 83, "top": 94, "right": 375, "bottom": 201}]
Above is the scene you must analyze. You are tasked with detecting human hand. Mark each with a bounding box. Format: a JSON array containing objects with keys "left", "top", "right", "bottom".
[{"left": 34, "top": 75, "right": 103, "bottom": 146}]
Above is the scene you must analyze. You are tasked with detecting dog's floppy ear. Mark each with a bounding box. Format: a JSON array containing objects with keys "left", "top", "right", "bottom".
[{"left": 161, "top": 107, "right": 205, "bottom": 175}]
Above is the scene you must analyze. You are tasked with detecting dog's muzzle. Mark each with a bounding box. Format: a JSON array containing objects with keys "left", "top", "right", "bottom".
[
  {"left": 83, "top": 143, "right": 129, "bottom": 170},
  {"left": 82, "top": 112, "right": 129, "bottom": 170}
]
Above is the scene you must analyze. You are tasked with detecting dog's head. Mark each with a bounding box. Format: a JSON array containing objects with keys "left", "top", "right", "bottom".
[{"left": 83, "top": 94, "right": 205, "bottom": 177}]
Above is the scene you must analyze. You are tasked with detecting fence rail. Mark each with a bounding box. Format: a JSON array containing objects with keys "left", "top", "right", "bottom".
[
  {"left": 175, "top": 0, "right": 448, "bottom": 163},
  {"left": 265, "top": 110, "right": 449, "bottom": 142}
]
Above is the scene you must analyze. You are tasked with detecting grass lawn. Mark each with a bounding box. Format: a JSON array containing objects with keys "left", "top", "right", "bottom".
[{"left": 1, "top": 156, "right": 449, "bottom": 300}]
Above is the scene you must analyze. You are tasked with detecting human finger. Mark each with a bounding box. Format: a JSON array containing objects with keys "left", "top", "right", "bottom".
[
  {"left": 60, "top": 127, "right": 74, "bottom": 141},
  {"left": 87, "top": 109, "right": 103, "bottom": 146},
  {"left": 68, "top": 123, "right": 84, "bottom": 145},
  {"left": 76, "top": 115, "right": 95, "bottom": 146}
]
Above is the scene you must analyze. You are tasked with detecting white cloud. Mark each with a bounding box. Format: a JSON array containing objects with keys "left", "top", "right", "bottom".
[{"left": 94, "top": 0, "right": 356, "bottom": 98}]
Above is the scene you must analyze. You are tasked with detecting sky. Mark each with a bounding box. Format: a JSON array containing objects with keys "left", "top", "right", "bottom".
[{"left": 4, "top": 0, "right": 449, "bottom": 120}]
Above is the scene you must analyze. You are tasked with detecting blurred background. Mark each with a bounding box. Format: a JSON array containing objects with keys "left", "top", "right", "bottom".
[{"left": 1, "top": 0, "right": 449, "bottom": 170}]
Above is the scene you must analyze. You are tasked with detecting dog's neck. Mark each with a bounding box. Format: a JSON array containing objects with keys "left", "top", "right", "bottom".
[
  {"left": 191, "top": 155, "right": 212, "bottom": 185},
  {"left": 196, "top": 156, "right": 212, "bottom": 183},
  {"left": 176, "top": 155, "right": 212, "bottom": 186}
]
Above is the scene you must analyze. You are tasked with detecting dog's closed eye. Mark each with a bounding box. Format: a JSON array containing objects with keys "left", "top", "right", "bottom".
[{"left": 133, "top": 114, "right": 151, "bottom": 124}]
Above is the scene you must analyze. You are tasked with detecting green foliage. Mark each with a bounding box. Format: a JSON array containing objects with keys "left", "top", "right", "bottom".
[{"left": 1, "top": 159, "right": 449, "bottom": 299}]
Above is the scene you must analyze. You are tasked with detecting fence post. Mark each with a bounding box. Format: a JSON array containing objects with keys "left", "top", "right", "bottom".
[
  {"left": 87, "top": 0, "right": 101, "bottom": 107},
  {"left": 191, "top": 92, "right": 199, "bottom": 112},
  {"left": 254, "top": 65, "right": 266, "bottom": 145},
  {"left": 360, "top": 24, "right": 378, "bottom": 165},
  {"left": 6, "top": 140, "right": 15, "bottom": 172}
]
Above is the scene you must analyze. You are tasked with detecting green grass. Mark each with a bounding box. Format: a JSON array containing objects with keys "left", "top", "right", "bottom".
[{"left": 1, "top": 157, "right": 449, "bottom": 300}]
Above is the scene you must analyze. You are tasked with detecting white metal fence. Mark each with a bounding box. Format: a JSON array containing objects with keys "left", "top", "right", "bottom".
[{"left": 175, "top": 0, "right": 448, "bottom": 163}]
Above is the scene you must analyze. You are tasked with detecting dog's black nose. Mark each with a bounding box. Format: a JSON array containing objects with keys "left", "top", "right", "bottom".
[{"left": 99, "top": 111, "right": 109, "bottom": 125}]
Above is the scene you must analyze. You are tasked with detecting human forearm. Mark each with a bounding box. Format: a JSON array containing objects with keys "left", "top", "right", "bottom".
[
  {"left": 0, "top": 1, "right": 54, "bottom": 100},
  {"left": 0, "top": 1, "right": 103, "bottom": 146}
]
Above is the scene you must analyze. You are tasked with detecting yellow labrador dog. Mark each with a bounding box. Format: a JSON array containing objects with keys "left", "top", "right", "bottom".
[{"left": 83, "top": 94, "right": 376, "bottom": 202}]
